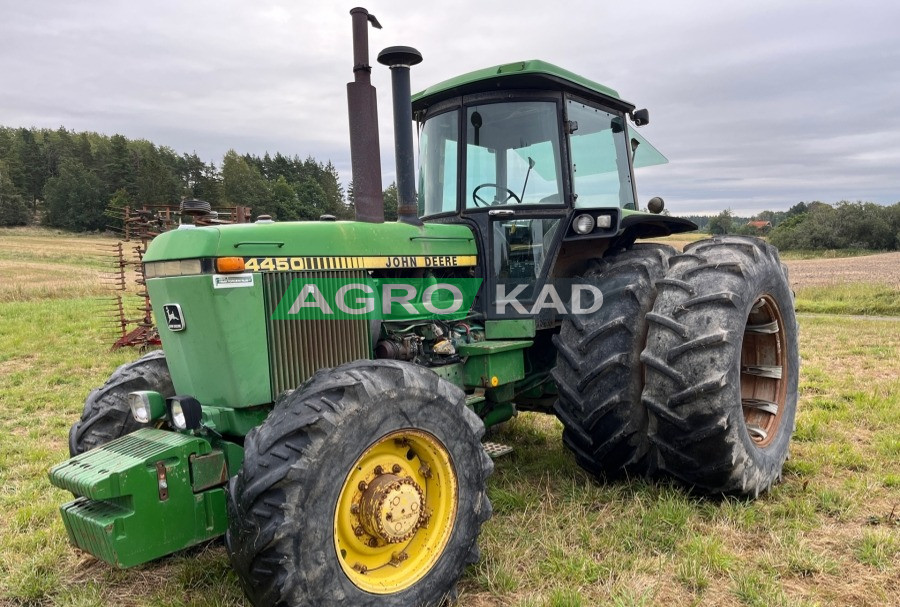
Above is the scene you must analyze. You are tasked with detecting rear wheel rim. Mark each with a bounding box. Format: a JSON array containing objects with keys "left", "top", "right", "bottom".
[
  {"left": 334, "top": 429, "right": 458, "bottom": 593},
  {"left": 740, "top": 294, "right": 789, "bottom": 448}
]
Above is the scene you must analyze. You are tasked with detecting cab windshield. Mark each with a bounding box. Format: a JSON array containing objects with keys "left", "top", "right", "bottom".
[
  {"left": 418, "top": 101, "right": 563, "bottom": 216},
  {"left": 465, "top": 101, "right": 563, "bottom": 208},
  {"left": 417, "top": 97, "right": 642, "bottom": 215}
]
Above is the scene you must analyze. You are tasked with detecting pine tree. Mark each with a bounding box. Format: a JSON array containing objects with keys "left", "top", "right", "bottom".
[
  {"left": 221, "top": 150, "right": 272, "bottom": 216},
  {"left": 383, "top": 182, "right": 398, "bottom": 221},
  {"left": 0, "top": 160, "right": 30, "bottom": 226},
  {"left": 43, "top": 158, "right": 105, "bottom": 230}
]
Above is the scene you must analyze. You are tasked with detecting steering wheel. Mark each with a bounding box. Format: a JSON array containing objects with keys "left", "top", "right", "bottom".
[{"left": 472, "top": 183, "right": 522, "bottom": 207}]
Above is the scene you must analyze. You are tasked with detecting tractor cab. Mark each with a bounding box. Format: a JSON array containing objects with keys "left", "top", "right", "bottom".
[{"left": 411, "top": 61, "right": 690, "bottom": 317}]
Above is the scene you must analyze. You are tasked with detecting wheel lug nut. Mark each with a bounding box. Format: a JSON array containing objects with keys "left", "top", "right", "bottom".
[
  {"left": 354, "top": 526, "right": 364, "bottom": 537},
  {"left": 358, "top": 481, "right": 367, "bottom": 491},
  {"left": 350, "top": 504, "right": 359, "bottom": 515},
  {"left": 368, "top": 538, "right": 379, "bottom": 548},
  {"left": 392, "top": 464, "right": 402, "bottom": 474},
  {"left": 374, "top": 465, "right": 384, "bottom": 475}
]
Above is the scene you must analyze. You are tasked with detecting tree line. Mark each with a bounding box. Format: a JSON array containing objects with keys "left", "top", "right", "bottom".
[
  {"left": 699, "top": 201, "right": 900, "bottom": 250},
  {"left": 0, "top": 126, "right": 397, "bottom": 231},
  {"left": 3, "top": 125, "right": 894, "bottom": 250}
]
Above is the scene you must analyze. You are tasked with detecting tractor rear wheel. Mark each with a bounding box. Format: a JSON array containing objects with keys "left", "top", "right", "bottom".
[
  {"left": 68, "top": 350, "right": 174, "bottom": 456},
  {"left": 226, "top": 360, "right": 493, "bottom": 607},
  {"left": 640, "top": 236, "right": 798, "bottom": 496},
  {"left": 553, "top": 243, "right": 675, "bottom": 476}
]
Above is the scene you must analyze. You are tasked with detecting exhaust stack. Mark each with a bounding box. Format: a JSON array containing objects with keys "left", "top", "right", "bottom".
[
  {"left": 378, "top": 46, "right": 424, "bottom": 226},
  {"left": 347, "top": 7, "right": 385, "bottom": 223}
]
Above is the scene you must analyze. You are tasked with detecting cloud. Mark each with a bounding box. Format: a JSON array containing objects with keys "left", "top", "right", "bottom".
[{"left": 1, "top": 0, "right": 897, "bottom": 214}]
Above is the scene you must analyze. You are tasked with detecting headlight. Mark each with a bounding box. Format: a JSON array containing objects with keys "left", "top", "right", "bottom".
[
  {"left": 167, "top": 396, "right": 203, "bottom": 430},
  {"left": 128, "top": 391, "right": 165, "bottom": 423},
  {"left": 170, "top": 401, "right": 187, "bottom": 429},
  {"left": 596, "top": 214, "right": 612, "bottom": 229},
  {"left": 573, "top": 214, "right": 595, "bottom": 235},
  {"left": 144, "top": 259, "right": 203, "bottom": 279}
]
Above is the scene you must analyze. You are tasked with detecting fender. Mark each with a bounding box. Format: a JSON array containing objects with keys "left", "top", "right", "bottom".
[{"left": 614, "top": 211, "right": 698, "bottom": 248}]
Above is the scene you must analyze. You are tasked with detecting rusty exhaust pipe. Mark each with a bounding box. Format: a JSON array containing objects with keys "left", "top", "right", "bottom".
[
  {"left": 347, "top": 7, "right": 385, "bottom": 223},
  {"left": 378, "top": 46, "right": 423, "bottom": 226}
]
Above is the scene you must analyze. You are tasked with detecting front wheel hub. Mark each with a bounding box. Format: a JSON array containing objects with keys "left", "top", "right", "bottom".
[
  {"left": 334, "top": 428, "right": 458, "bottom": 594},
  {"left": 359, "top": 474, "right": 424, "bottom": 543}
]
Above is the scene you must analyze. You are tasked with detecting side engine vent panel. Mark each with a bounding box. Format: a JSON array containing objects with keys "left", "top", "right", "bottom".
[{"left": 262, "top": 270, "right": 372, "bottom": 398}]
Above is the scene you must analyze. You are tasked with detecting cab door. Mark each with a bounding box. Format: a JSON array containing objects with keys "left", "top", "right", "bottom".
[{"left": 460, "top": 98, "right": 569, "bottom": 319}]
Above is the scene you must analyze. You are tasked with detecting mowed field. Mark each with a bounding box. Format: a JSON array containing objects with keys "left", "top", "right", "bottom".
[{"left": 0, "top": 227, "right": 898, "bottom": 607}]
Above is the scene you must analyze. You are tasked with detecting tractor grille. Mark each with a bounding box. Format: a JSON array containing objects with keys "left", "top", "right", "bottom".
[{"left": 262, "top": 270, "right": 371, "bottom": 398}]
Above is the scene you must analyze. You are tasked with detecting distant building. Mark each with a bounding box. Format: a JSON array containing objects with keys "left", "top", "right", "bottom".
[{"left": 747, "top": 220, "right": 772, "bottom": 232}]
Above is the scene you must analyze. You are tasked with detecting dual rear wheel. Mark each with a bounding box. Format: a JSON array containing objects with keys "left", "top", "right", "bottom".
[{"left": 555, "top": 236, "right": 798, "bottom": 496}]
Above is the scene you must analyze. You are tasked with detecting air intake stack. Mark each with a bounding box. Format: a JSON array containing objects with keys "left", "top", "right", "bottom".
[
  {"left": 378, "top": 46, "right": 423, "bottom": 226},
  {"left": 347, "top": 7, "right": 385, "bottom": 223}
]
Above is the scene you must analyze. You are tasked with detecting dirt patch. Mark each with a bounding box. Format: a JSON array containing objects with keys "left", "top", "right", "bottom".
[
  {"left": 783, "top": 252, "right": 900, "bottom": 288},
  {"left": 0, "top": 355, "right": 37, "bottom": 375}
]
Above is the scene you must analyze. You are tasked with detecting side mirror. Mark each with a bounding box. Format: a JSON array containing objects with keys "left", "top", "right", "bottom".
[{"left": 631, "top": 108, "right": 650, "bottom": 126}]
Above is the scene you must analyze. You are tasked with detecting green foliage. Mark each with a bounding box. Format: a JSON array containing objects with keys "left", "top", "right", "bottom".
[
  {"left": 770, "top": 201, "right": 900, "bottom": 251},
  {"left": 221, "top": 150, "right": 272, "bottom": 215},
  {"left": 383, "top": 182, "right": 398, "bottom": 221},
  {"left": 0, "top": 161, "right": 31, "bottom": 226},
  {"left": 857, "top": 530, "right": 900, "bottom": 570},
  {"left": 43, "top": 159, "right": 106, "bottom": 231},
  {"left": 707, "top": 209, "right": 734, "bottom": 234},
  {"left": 270, "top": 175, "right": 301, "bottom": 219},
  {"left": 295, "top": 176, "right": 330, "bottom": 218},
  {"left": 684, "top": 200, "right": 899, "bottom": 251},
  {"left": 733, "top": 222, "right": 761, "bottom": 236},
  {"left": 133, "top": 143, "right": 181, "bottom": 205},
  {"left": 103, "top": 188, "right": 132, "bottom": 230},
  {"left": 0, "top": 126, "right": 352, "bottom": 231}
]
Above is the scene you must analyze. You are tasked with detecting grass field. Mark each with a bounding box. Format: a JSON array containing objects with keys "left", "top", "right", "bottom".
[{"left": 1, "top": 228, "right": 898, "bottom": 607}]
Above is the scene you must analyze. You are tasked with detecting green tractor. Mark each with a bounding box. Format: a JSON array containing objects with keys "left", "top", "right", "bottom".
[{"left": 50, "top": 8, "right": 798, "bottom": 606}]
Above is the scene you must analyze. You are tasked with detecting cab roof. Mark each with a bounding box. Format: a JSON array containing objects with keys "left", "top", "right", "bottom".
[{"left": 411, "top": 59, "right": 634, "bottom": 113}]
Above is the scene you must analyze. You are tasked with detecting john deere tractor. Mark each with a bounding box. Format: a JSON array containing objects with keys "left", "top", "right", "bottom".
[{"left": 50, "top": 8, "right": 798, "bottom": 606}]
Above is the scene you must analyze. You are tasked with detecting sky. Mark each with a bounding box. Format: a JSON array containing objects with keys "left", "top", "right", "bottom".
[{"left": 1, "top": 0, "right": 898, "bottom": 216}]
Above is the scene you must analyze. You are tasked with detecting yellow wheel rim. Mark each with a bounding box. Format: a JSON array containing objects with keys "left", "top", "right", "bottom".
[{"left": 334, "top": 429, "right": 458, "bottom": 594}]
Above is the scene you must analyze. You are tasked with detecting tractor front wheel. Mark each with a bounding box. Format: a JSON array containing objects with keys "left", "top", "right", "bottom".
[
  {"left": 68, "top": 350, "right": 174, "bottom": 456},
  {"left": 226, "top": 360, "right": 493, "bottom": 607}
]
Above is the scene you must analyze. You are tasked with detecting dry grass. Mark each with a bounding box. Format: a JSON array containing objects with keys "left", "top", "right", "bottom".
[
  {"left": 0, "top": 260, "right": 107, "bottom": 302},
  {"left": 0, "top": 227, "right": 141, "bottom": 302},
  {"left": 645, "top": 232, "right": 706, "bottom": 249},
  {"left": 0, "top": 227, "right": 122, "bottom": 267}
]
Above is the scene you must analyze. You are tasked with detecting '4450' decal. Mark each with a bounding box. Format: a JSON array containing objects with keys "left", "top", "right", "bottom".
[{"left": 243, "top": 255, "right": 477, "bottom": 272}]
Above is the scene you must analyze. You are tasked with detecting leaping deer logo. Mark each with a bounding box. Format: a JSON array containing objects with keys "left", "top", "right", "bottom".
[{"left": 164, "top": 305, "right": 184, "bottom": 330}]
